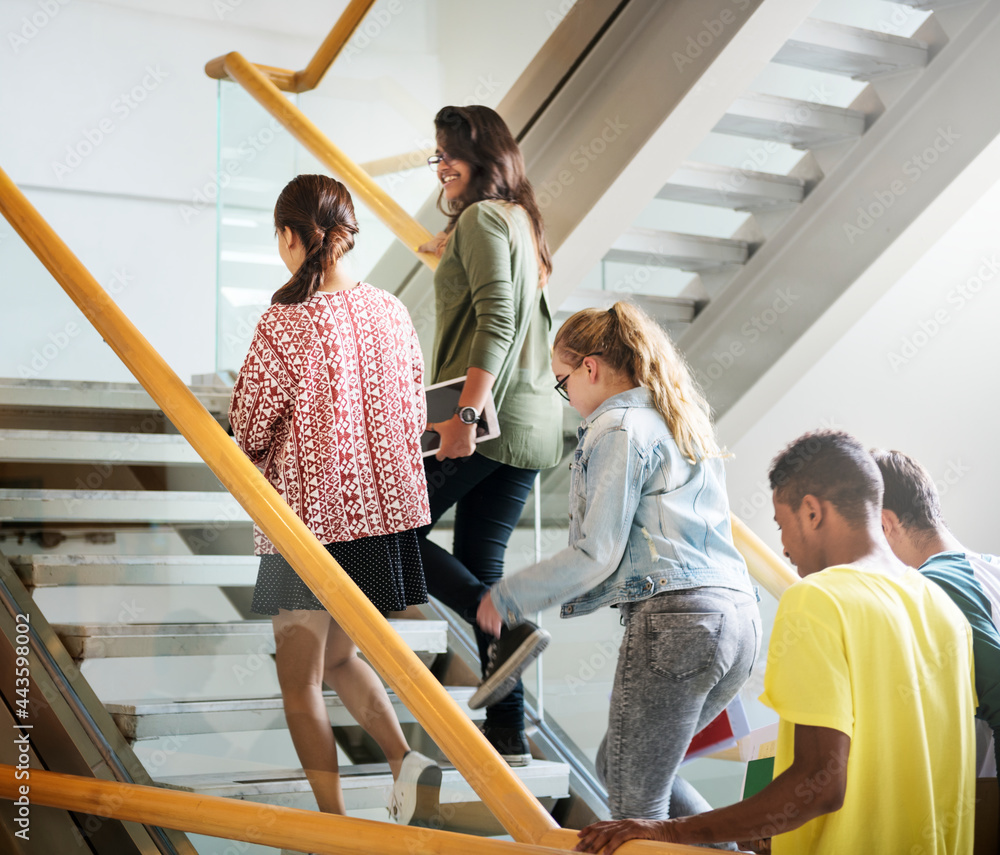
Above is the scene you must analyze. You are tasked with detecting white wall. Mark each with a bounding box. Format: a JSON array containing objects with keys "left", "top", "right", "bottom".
[{"left": 0, "top": 0, "right": 330, "bottom": 382}]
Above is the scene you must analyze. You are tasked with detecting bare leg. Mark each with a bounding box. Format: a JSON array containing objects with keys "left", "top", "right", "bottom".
[
  {"left": 273, "top": 609, "right": 345, "bottom": 813},
  {"left": 322, "top": 616, "right": 409, "bottom": 780}
]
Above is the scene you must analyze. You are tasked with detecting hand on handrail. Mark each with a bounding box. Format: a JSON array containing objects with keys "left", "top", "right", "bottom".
[{"left": 418, "top": 231, "right": 450, "bottom": 258}]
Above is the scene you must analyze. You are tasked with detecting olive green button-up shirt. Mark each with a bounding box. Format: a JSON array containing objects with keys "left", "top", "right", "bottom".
[{"left": 431, "top": 200, "right": 563, "bottom": 471}]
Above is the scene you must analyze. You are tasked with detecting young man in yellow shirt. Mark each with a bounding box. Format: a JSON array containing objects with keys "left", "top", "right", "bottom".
[{"left": 577, "top": 430, "right": 976, "bottom": 854}]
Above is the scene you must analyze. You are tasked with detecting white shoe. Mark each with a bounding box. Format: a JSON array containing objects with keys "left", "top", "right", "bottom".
[{"left": 388, "top": 751, "right": 442, "bottom": 826}]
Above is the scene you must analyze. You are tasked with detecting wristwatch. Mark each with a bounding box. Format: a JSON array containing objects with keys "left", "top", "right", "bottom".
[{"left": 454, "top": 405, "right": 480, "bottom": 425}]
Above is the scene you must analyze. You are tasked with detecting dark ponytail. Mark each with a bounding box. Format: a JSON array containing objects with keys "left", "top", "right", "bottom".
[{"left": 271, "top": 174, "right": 359, "bottom": 305}]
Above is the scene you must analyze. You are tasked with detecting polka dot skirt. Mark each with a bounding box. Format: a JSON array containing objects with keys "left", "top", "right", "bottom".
[{"left": 251, "top": 529, "right": 428, "bottom": 616}]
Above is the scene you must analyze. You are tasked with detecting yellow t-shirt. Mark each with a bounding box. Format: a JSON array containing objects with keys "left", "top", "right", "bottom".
[{"left": 759, "top": 565, "right": 976, "bottom": 855}]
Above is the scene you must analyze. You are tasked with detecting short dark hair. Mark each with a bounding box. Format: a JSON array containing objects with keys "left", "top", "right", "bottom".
[
  {"left": 870, "top": 449, "right": 944, "bottom": 532},
  {"left": 769, "top": 430, "right": 882, "bottom": 525}
]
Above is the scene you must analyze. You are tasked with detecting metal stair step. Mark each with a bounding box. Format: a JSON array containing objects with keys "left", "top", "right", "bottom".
[
  {"left": 0, "top": 488, "right": 246, "bottom": 524},
  {"left": 605, "top": 228, "right": 749, "bottom": 272},
  {"left": 156, "top": 760, "right": 571, "bottom": 811},
  {"left": 556, "top": 291, "right": 698, "bottom": 330},
  {"left": 53, "top": 620, "right": 448, "bottom": 659},
  {"left": 109, "top": 687, "right": 484, "bottom": 740},
  {"left": 0, "top": 429, "right": 208, "bottom": 466},
  {"left": 10, "top": 554, "right": 259, "bottom": 587},
  {"left": 0, "top": 377, "right": 231, "bottom": 416},
  {"left": 775, "top": 19, "right": 929, "bottom": 79},
  {"left": 716, "top": 93, "right": 866, "bottom": 149},
  {"left": 656, "top": 161, "right": 806, "bottom": 210}
]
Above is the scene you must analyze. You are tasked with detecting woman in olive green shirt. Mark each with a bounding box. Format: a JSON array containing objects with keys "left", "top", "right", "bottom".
[{"left": 418, "top": 105, "right": 563, "bottom": 765}]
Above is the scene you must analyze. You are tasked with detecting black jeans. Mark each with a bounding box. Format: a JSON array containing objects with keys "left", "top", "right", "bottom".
[{"left": 417, "top": 453, "right": 538, "bottom": 731}]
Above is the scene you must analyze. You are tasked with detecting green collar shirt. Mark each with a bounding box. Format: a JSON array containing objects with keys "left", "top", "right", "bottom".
[{"left": 431, "top": 200, "right": 563, "bottom": 470}]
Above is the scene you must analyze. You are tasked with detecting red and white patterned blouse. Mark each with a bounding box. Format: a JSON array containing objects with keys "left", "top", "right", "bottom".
[{"left": 229, "top": 284, "right": 431, "bottom": 554}]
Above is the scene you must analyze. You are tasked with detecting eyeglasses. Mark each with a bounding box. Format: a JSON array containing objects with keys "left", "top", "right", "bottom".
[
  {"left": 554, "top": 352, "right": 603, "bottom": 401},
  {"left": 427, "top": 152, "right": 456, "bottom": 172}
]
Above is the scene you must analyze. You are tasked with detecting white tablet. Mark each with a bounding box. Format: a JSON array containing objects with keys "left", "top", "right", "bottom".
[{"left": 421, "top": 375, "right": 500, "bottom": 457}]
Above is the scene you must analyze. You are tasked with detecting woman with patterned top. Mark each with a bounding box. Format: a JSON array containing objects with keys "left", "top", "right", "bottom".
[
  {"left": 230, "top": 174, "right": 440, "bottom": 825},
  {"left": 417, "top": 106, "right": 564, "bottom": 766}
]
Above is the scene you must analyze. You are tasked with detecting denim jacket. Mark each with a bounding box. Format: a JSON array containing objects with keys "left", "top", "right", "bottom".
[{"left": 491, "top": 387, "right": 754, "bottom": 622}]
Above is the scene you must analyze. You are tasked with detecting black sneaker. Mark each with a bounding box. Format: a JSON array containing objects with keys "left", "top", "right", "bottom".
[
  {"left": 469, "top": 621, "right": 551, "bottom": 710},
  {"left": 482, "top": 725, "right": 532, "bottom": 767}
]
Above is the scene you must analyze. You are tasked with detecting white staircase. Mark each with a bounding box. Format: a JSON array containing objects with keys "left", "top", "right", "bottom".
[
  {"left": 534, "top": 0, "right": 995, "bottom": 506},
  {"left": 107, "top": 687, "right": 486, "bottom": 742},
  {"left": 0, "top": 378, "right": 570, "bottom": 847}
]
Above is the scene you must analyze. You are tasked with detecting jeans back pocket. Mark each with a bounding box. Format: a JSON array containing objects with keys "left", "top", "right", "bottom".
[{"left": 646, "top": 611, "right": 724, "bottom": 681}]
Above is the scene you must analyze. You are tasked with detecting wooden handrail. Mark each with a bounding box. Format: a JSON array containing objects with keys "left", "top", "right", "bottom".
[
  {"left": 0, "top": 765, "right": 706, "bottom": 854},
  {"left": 0, "top": 166, "right": 543, "bottom": 843},
  {"left": 205, "top": 0, "right": 376, "bottom": 93},
  {"left": 360, "top": 145, "right": 437, "bottom": 178},
  {"left": 731, "top": 515, "right": 798, "bottom": 600},
  {"left": 221, "top": 51, "right": 438, "bottom": 270}
]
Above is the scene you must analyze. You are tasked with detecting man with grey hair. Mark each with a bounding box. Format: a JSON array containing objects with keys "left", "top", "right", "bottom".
[{"left": 873, "top": 447, "right": 1000, "bottom": 783}]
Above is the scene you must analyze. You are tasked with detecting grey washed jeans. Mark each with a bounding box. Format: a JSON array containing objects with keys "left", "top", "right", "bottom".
[{"left": 596, "top": 586, "right": 761, "bottom": 833}]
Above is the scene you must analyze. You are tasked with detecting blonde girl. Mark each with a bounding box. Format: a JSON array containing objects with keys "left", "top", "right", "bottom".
[{"left": 479, "top": 302, "right": 760, "bottom": 837}]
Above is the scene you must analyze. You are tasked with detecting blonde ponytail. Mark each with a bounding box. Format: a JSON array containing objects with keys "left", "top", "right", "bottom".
[{"left": 554, "top": 302, "right": 724, "bottom": 462}]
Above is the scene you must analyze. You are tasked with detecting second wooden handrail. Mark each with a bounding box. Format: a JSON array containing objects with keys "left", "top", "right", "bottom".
[
  {"left": 731, "top": 516, "right": 798, "bottom": 599},
  {"left": 0, "top": 764, "right": 707, "bottom": 855},
  {"left": 205, "top": 0, "right": 376, "bottom": 92},
  {"left": 221, "top": 50, "right": 438, "bottom": 270}
]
